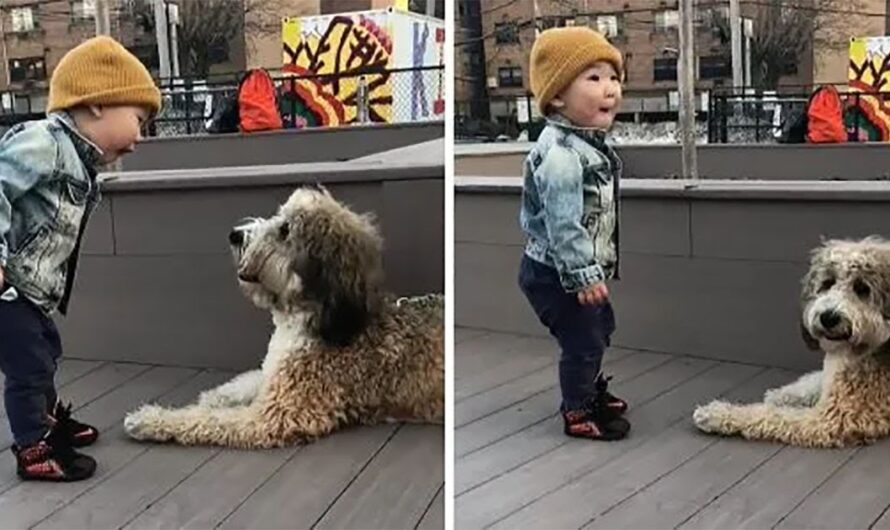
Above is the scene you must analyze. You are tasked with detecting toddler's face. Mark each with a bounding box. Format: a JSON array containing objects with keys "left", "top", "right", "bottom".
[
  {"left": 82, "top": 105, "right": 151, "bottom": 164},
  {"left": 552, "top": 61, "right": 623, "bottom": 130}
]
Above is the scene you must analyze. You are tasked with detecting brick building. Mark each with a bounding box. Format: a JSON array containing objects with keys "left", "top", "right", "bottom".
[{"left": 461, "top": 0, "right": 888, "bottom": 124}]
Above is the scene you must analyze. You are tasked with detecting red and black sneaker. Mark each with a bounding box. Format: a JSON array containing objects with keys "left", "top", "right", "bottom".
[
  {"left": 49, "top": 401, "right": 99, "bottom": 448},
  {"left": 562, "top": 396, "right": 630, "bottom": 441},
  {"left": 596, "top": 375, "right": 629, "bottom": 415},
  {"left": 12, "top": 429, "right": 96, "bottom": 482}
]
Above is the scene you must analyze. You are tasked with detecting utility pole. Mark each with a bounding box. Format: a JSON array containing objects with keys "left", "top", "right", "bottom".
[
  {"left": 167, "top": 1, "right": 179, "bottom": 78},
  {"left": 95, "top": 0, "right": 111, "bottom": 35},
  {"left": 678, "top": 0, "right": 698, "bottom": 179},
  {"left": 730, "top": 0, "right": 742, "bottom": 90},
  {"left": 153, "top": 0, "right": 171, "bottom": 83}
]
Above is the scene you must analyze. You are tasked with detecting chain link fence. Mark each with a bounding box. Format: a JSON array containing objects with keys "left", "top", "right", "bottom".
[
  {"left": 150, "top": 66, "right": 445, "bottom": 137},
  {"left": 0, "top": 66, "right": 444, "bottom": 138}
]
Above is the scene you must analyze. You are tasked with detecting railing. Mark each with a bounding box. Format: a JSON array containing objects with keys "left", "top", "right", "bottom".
[
  {"left": 0, "top": 65, "right": 446, "bottom": 137},
  {"left": 457, "top": 86, "right": 890, "bottom": 144}
]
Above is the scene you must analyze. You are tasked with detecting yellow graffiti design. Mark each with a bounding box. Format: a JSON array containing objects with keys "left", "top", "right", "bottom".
[
  {"left": 282, "top": 15, "right": 393, "bottom": 126},
  {"left": 849, "top": 37, "right": 890, "bottom": 141}
]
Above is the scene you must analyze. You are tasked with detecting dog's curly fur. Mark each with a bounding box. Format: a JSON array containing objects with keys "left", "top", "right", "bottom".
[
  {"left": 693, "top": 237, "right": 890, "bottom": 447},
  {"left": 123, "top": 187, "right": 444, "bottom": 448}
]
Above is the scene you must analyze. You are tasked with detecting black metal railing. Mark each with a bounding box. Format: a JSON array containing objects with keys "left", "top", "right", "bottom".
[
  {"left": 0, "top": 65, "right": 445, "bottom": 138},
  {"left": 151, "top": 65, "right": 445, "bottom": 137}
]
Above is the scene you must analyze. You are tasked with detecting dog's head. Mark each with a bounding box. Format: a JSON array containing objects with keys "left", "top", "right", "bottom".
[
  {"left": 229, "top": 186, "right": 383, "bottom": 347},
  {"left": 800, "top": 237, "right": 890, "bottom": 357}
]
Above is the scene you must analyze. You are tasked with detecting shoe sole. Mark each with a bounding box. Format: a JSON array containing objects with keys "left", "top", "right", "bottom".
[{"left": 564, "top": 429, "right": 630, "bottom": 441}]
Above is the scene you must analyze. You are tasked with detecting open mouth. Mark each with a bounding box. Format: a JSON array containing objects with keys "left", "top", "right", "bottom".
[{"left": 819, "top": 330, "right": 852, "bottom": 342}]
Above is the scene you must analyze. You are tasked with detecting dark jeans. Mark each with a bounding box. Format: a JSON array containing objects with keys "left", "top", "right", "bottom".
[
  {"left": 0, "top": 294, "right": 60, "bottom": 446},
  {"left": 519, "top": 255, "right": 616, "bottom": 411}
]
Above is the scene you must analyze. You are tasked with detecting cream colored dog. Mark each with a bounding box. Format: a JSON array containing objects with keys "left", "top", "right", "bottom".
[
  {"left": 123, "top": 187, "right": 444, "bottom": 448},
  {"left": 694, "top": 237, "right": 890, "bottom": 447}
]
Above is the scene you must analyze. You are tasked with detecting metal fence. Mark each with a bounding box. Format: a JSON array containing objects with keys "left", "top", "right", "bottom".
[
  {"left": 0, "top": 65, "right": 445, "bottom": 138},
  {"left": 458, "top": 86, "right": 890, "bottom": 144},
  {"left": 152, "top": 65, "right": 445, "bottom": 137},
  {"left": 706, "top": 87, "right": 890, "bottom": 144}
]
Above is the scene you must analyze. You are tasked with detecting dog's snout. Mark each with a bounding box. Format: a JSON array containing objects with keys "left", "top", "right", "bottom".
[
  {"left": 229, "top": 229, "right": 244, "bottom": 246},
  {"left": 820, "top": 310, "right": 842, "bottom": 329}
]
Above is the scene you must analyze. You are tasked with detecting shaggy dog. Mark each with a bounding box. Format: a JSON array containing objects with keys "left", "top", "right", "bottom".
[
  {"left": 693, "top": 237, "right": 890, "bottom": 448},
  {"left": 123, "top": 187, "right": 444, "bottom": 448}
]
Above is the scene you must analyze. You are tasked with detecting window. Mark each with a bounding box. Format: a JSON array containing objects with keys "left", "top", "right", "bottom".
[
  {"left": 498, "top": 66, "right": 523, "bottom": 87},
  {"left": 699, "top": 56, "right": 730, "bottom": 79},
  {"left": 9, "top": 57, "right": 46, "bottom": 83},
  {"left": 71, "top": 0, "right": 97, "bottom": 21},
  {"left": 494, "top": 22, "right": 520, "bottom": 44},
  {"left": 653, "top": 58, "right": 677, "bottom": 81},
  {"left": 655, "top": 9, "right": 679, "bottom": 31},
  {"left": 10, "top": 7, "right": 36, "bottom": 33},
  {"left": 698, "top": 6, "right": 729, "bottom": 25},
  {"left": 596, "top": 15, "right": 620, "bottom": 38}
]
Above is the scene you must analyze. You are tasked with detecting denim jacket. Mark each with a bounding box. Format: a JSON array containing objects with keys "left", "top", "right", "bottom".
[
  {"left": 0, "top": 111, "right": 102, "bottom": 315},
  {"left": 520, "top": 114, "right": 621, "bottom": 292}
]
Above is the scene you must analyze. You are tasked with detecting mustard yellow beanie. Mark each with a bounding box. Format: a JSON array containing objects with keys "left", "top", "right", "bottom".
[
  {"left": 48, "top": 35, "right": 161, "bottom": 114},
  {"left": 530, "top": 26, "right": 623, "bottom": 115}
]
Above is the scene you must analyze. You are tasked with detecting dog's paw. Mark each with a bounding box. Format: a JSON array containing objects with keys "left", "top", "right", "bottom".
[
  {"left": 763, "top": 388, "right": 818, "bottom": 408},
  {"left": 197, "top": 389, "right": 230, "bottom": 409},
  {"left": 693, "top": 400, "right": 734, "bottom": 434},
  {"left": 124, "top": 404, "right": 171, "bottom": 442}
]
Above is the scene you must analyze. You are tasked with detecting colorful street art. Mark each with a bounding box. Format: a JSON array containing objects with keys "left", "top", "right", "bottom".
[
  {"left": 282, "top": 9, "right": 445, "bottom": 128},
  {"left": 848, "top": 37, "right": 890, "bottom": 141}
]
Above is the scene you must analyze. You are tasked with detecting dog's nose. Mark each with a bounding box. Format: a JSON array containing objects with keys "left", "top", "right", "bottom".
[
  {"left": 229, "top": 229, "right": 244, "bottom": 246},
  {"left": 820, "top": 310, "right": 842, "bottom": 329}
]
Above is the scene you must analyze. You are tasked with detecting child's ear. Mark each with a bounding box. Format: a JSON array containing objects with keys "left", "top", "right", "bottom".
[{"left": 550, "top": 96, "right": 565, "bottom": 109}]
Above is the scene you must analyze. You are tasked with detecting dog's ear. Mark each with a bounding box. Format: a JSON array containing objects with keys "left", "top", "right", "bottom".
[
  {"left": 318, "top": 291, "right": 370, "bottom": 347},
  {"left": 295, "top": 250, "right": 372, "bottom": 348},
  {"left": 800, "top": 318, "right": 820, "bottom": 351}
]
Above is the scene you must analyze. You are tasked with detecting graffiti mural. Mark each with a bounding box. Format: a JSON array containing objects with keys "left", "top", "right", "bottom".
[
  {"left": 282, "top": 9, "right": 445, "bottom": 128},
  {"left": 283, "top": 14, "right": 393, "bottom": 127},
  {"left": 848, "top": 37, "right": 890, "bottom": 141}
]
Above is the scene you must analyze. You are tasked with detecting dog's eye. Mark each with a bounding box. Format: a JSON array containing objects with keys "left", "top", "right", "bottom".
[
  {"left": 819, "top": 278, "right": 835, "bottom": 292},
  {"left": 854, "top": 280, "right": 871, "bottom": 298},
  {"left": 278, "top": 223, "right": 290, "bottom": 240}
]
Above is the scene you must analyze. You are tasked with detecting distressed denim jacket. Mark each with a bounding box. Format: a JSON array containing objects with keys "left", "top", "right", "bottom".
[
  {"left": 0, "top": 111, "right": 102, "bottom": 315},
  {"left": 520, "top": 114, "right": 622, "bottom": 292}
]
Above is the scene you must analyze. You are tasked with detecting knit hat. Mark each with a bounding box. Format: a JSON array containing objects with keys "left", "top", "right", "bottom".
[
  {"left": 48, "top": 36, "right": 161, "bottom": 115},
  {"left": 530, "top": 26, "right": 624, "bottom": 115}
]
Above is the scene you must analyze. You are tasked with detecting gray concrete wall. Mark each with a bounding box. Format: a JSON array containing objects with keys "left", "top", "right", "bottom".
[
  {"left": 456, "top": 142, "right": 890, "bottom": 180},
  {"left": 122, "top": 122, "right": 445, "bottom": 171},
  {"left": 58, "top": 159, "right": 443, "bottom": 371},
  {"left": 456, "top": 177, "right": 890, "bottom": 371}
]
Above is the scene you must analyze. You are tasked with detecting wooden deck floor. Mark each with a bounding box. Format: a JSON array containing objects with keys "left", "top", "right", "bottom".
[
  {"left": 0, "top": 360, "right": 443, "bottom": 530},
  {"left": 455, "top": 327, "right": 890, "bottom": 530}
]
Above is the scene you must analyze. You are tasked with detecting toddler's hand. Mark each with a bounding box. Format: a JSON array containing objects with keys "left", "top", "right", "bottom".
[
  {"left": 0, "top": 265, "right": 4, "bottom": 289},
  {"left": 577, "top": 282, "right": 608, "bottom": 305}
]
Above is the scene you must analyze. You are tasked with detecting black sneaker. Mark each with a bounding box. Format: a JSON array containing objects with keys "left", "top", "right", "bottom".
[
  {"left": 13, "top": 427, "right": 96, "bottom": 482},
  {"left": 49, "top": 401, "right": 99, "bottom": 448},
  {"left": 596, "top": 375, "right": 628, "bottom": 415},
  {"left": 562, "top": 395, "right": 630, "bottom": 441}
]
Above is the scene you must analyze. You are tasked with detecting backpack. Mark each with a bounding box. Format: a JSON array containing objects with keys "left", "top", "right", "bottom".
[
  {"left": 777, "top": 102, "right": 808, "bottom": 144},
  {"left": 238, "top": 68, "right": 283, "bottom": 133},
  {"left": 206, "top": 89, "right": 240, "bottom": 134},
  {"left": 806, "top": 85, "right": 847, "bottom": 143}
]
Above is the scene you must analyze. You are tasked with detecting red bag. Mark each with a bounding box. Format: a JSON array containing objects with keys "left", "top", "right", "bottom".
[
  {"left": 238, "top": 69, "right": 283, "bottom": 133},
  {"left": 806, "top": 85, "right": 847, "bottom": 143}
]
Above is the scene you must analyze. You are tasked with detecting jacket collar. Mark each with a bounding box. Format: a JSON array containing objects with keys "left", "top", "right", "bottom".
[
  {"left": 545, "top": 113, "right": 609, "bottom": 149},
  {"left": 47, "top": 111, "right": 104, "bottom": 178}
]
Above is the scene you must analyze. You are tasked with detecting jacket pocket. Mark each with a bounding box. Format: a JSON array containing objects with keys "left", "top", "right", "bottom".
[
  {"left": 64, "top": 174, "right": 90, "bottom": 206},
  {"left": 12, "top": 224, "right": 49, "bottom": 258}
]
